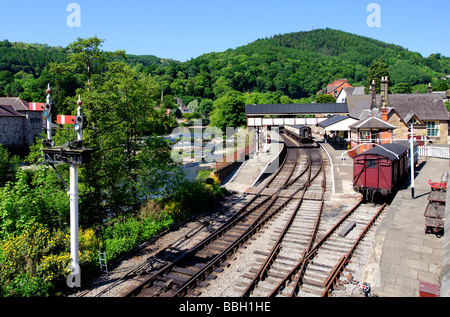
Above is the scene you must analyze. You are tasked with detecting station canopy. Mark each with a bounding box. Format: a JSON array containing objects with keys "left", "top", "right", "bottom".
[{"left": 245, "top": 103, "right": 349, "bottom": 116}]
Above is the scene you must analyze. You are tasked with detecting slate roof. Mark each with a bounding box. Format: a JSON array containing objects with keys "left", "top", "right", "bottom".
[
  {"left": 318, "top": 115, "right": 354, "bottom": 128},
  {"left": 245, "top": 103, "right": 349, "bottom": 115},
  {"left": 355, "top": 142, "right": 409, "bottom": 161},
  {"left": 342, "top": 87, "right": 355, "bottom": 95},
  {"left": 388, "top": 94, "right": 449, "bottom": 121},
  {"left": 352, "top": 86, "right": 365, "bottom": 95},
  {"left": 0, "top": 97, "right": 30, "bottom": 112},
  {"left": 348, "top": 115, "right": 396, "bottom": 130},
  {"left": 347, "top": 94, "right": 449, "bottom": 121},
  {"left": 0, "top": 105, "right": 25, "bottom": 117}
]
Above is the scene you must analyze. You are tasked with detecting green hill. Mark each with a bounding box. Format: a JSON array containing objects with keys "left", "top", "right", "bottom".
[
  {"left": 157, "top": 28, "right": 449, "bottom": 101},
  {"left": 0, "top": 40, "right": 68, "bottom": 75},
  {"left": 0, "top": 39, "right": 168, "bottom": 102},
  {"left": 1, "top": 28, "right": 449, "bottom": 105}
]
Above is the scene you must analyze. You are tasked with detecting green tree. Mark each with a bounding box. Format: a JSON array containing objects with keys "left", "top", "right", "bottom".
[
  {"left": 50, "top": 36, "right": 125, "bottom": 91},
  {"left": 391, "top": 82, "right": 412, "bottom": 94},
  {"left": 316, "top": 94, "right": 336, "bottom": 103},
  {"left": 198, "top": 98, "right": 214, "bottom": 117},
  {"left": 209, "top": 92, "right": 246, "bottom": 131},
  {"left": 435, "top": 81, "right": 449, "bottom": 91},
  {"left": 365, "top": 58, "right": 390, "bottom": 94},
  {"left": 0, "top": 168, "right": 69, "bottom": 238},
  {"left": 187, "top": 100, "right": 200, "bottom": 113},
  {"left": 0, "top": 146, "right": 18, "bottom": 185},
  {"left": 81, "top": 63, "right": 175, "bottom": 215}
]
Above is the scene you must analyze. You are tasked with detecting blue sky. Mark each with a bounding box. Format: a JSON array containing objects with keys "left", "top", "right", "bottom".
[{"left": 1, "top": 0, "right": 449, "bottom": 61}]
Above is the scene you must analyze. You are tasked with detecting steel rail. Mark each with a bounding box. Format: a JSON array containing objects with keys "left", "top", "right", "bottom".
[
  {"left": 171, "top": 147, "right": 303, "bottom": 297},
  {"left": 321, "top": 203, "right": 386, "bottom": 297},
  {"left": 242, "top": 155, "right": 323, "bottom": 297},
  {"left": 267, "top": 158, "right": 327, "bottom": 297},
  {"left": 286, "top": 198, "right": 364, "bottom": 297},
  {"left": 124, "top": 137, "right": 301, "bottom": 297}
]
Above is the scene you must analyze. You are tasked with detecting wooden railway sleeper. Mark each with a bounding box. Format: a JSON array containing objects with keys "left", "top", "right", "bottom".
[
  {"left": 124, "top": 136, "right": 305, "bottom": 297},
  {"left": 319, "top": 203, "right": 386, "bottom": 297},
  {"left": 243, "top": 158, "right": 324, "bottom": 297}
]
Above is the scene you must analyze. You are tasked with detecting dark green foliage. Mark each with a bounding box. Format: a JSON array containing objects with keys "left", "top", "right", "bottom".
[
  {"left": 142, "top": 28, "right": 450, "bottom": 110},
  {"left": 209, "top": 93, "right": 247, "bottom": 131},
  {"left": 2, "top": 28, "right": 449, "bottom": 114},
  {"left": 365, "top": 57, "right": 391, "bottom": 93},
  {"left": 316, "top": 94, "right": 336, "bottom": 103},
  {"left": 435, "top": 81, "right": 449, "bottom": 91},
  {"left": 391, "top": 82, "right": 413, "bottom": 94},
  {"left": 0, "top": 146, "right": 16, "bottom": 184},
  {"left": 0, "top": 41, "right": 68, "bottom": 76}
]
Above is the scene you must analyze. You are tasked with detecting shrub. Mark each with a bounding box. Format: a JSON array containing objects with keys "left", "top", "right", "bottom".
[{"left": 0, "top": 224, "right": 99, "bottom": 297}]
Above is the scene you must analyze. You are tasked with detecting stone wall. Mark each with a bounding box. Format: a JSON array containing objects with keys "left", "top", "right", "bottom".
[
  {"left": 0, "top": 116, "right": 26, "bottom": 149},
  {"left": 26, "top": 111, "right": 43, "bottom": 146},
  {"left": 0, "top": 112, "right": 43, "bottom": 152}
]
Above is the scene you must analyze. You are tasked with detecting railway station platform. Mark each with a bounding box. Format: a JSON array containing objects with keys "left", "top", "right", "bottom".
[
  {"left": 313, "top": 133, "right": 360, "bottom": 200},
  {"left": 313, "top": 132, "right": 450, "bottom": 297},
  {"left": 362, "top": 157, "right": 449, "bottom": 297},
  {"left": 222, "top": 138, "right": 284, "bottom": 193}
]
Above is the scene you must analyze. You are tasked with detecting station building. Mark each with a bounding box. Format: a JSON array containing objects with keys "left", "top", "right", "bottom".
[{"left": 0, "top": 97, "right": 44, "bottom": 154}]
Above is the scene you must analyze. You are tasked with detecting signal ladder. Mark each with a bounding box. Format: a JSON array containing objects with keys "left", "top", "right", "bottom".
[{"left": 99, "top": 250, "right": 108, "bottom": 274}]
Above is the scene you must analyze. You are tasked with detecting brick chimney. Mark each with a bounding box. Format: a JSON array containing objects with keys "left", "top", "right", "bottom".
[
  {"left": 381, "top": 108, "right": 388, "bottom": 122},
  {"left": 370, "top": 80, "right": 376, "bottom": 110},
  {"left": 427, "top": 83, "right": 433, "bottom": 94},
  {"left": 380, "top": 76, "right": 389, "bottom": 108}
]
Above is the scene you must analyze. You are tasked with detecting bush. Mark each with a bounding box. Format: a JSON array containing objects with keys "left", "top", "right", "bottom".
[
  {"left": 0, "top": 167, "right": 227, "bottom": 296},
  {"left": 0, "top": 224, "right": 98, "bottom": 297},
  {"left": 166, "top": 177, "right": 228, "bottom": 220},
  {"left": 101, "top": 205, "right": 175, "bottom": 262}
]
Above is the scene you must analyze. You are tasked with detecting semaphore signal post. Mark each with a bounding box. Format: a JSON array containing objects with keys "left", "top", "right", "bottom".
[{"left": 41, "top": 85, "right": 95, "bottom": 289}]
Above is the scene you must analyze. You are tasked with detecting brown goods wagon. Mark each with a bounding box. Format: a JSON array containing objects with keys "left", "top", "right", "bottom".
[{"left": 353, "top": 143, "right": 409, "bottom": 199}]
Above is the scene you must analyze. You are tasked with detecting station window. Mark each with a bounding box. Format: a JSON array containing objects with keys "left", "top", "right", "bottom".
[
  {"left": 360, "top": 131, "right": 370, "bottom": 141},
  {"left": 367, "top": 159, "right": 377, "bottom": 168},
  {"left": 426, "top": 122, "right": 439, "bottom": 137}
]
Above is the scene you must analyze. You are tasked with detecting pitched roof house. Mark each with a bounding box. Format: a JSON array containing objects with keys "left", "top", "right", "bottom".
[
  {"left": 335, "top": 86, "right": 365, "bottom": 104},
  {"left": 347, "top": 79, "right": 450, "bottom": 145},
  {"left": 317, "top": 79, "right": 354, "bottom": 100},
  {"left": 0, "top": 97, "right": 43, "bottom": 153}
]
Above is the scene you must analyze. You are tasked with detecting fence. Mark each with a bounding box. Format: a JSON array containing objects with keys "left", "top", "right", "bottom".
[
  {"left": 215, "top": 142, "right": 256, "bottom": 170},
  {"left": 418, "top": 145, "right": 450, "bottom": 159}
]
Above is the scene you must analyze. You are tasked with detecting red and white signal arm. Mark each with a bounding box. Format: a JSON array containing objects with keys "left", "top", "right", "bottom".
[
  {"left": 29, "top": 102, "right": 45, "bottom": 111},
  {"left": 57, "top": 115, "right": 77, "bottom": 125}
]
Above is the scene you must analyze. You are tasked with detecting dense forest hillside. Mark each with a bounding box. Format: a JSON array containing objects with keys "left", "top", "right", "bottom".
[
  {"left": 159, "top": 28, "right": 449, "bottom": 102},
  {"left": 1, "top": 29, "right": 449, "bottom": 109},
  {"left": 0, "top": 39, "right": 169, "bottom": 103}
]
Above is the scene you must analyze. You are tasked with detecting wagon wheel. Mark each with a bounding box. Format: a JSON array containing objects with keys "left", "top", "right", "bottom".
[{"left": 432, "top": 226, "right": 444, "bottom": 238}]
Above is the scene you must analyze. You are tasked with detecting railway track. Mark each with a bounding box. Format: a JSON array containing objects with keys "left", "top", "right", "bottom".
[
  {"left": 218, "top": 134, "right": 387, "bottom": 298},
  {"left": 122, "top": 134, "right": 317, "bottom": 297},
  {"left": 86, "top": 130, "right": 385, "bottom": 298},
  {"left": 241, "top": 148, "right": 326, "bottom": 297},
  {"left": 238, "top": 199, "right": 386, "bottom": 297}
]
